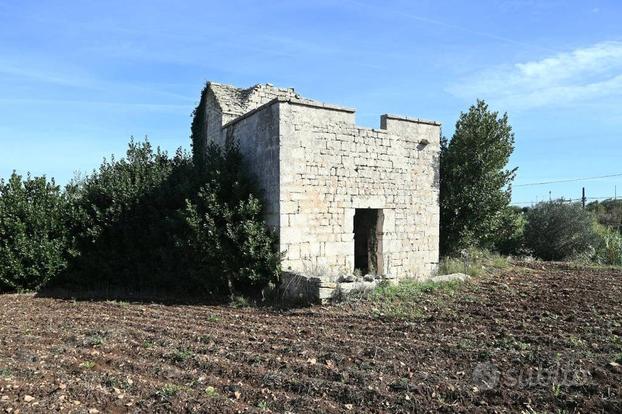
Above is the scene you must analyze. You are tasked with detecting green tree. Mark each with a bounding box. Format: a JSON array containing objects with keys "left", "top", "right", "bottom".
[
  {"left": 494, "top": 206, "right": 526, "bottom": 255},
  {"left": 182, "top": 143, "right": 280, "bottom": 298},
  {"left": 0, "top": 173, "right": 72, "bottom": 291},
  {"left": 57, "top": 139, "right": 197, "bottom": 293},
  {"left": 524, "top": 201, "right": 597, "bottom": 261},
  {"left": 587, "top": 199, "right": 622, "bottom": 232},
  {"left": 53, "top": 138, "right": 279, "bottom": 299},
  {"left": 440, "top": 100, "right": 517, "bottom": 254}
]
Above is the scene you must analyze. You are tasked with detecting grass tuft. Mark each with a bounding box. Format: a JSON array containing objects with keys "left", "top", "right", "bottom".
[
  {"left": 157, "top": 384, "right": 181, "bottom": 398},
  {"left": 438, "top": 248, "right": 509, "bottom": 277},
  {"left": 371, "top": 279, "right": 461, "bottom": 301},
  {"left": 231, "top": 296, "right": 252, "bottom": 308},
  {"left": 204, "top": 386, "right": 219, "bottom": 398},
  {"left": 367, "top": 279, "right": 462, "bottom": 320},
  {"left": 169, "top": 348, "right": 194, "bottom": 363},
  {"left": 83, "top": 333, "right": 105, "bottom": 347}
]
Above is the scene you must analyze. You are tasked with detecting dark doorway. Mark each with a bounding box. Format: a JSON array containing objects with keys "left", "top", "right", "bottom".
[{"left": 353, "top": 209, "right": 384, "bottom": 275}]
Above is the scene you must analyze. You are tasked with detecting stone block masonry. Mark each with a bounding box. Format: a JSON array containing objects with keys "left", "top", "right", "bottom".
[{"left": 199, "top": 82, "right": 440, "bottom": 301}]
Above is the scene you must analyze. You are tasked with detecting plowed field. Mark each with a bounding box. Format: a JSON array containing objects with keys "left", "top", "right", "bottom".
[{"left": 1, "top": 263, "right": 621, "bottom": 413}]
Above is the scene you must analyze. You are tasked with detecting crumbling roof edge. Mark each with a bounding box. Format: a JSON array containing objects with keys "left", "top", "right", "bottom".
[
  {"left": 221, "top": 97, "right": 356, "bottom": 129},
  {"left": 205, "top": 81, "right": 226, "bottom": 114}
]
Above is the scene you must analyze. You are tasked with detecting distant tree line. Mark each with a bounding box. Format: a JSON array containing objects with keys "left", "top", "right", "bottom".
[{"left": 587, "top": 199, "right": 622, "bottom": 232}]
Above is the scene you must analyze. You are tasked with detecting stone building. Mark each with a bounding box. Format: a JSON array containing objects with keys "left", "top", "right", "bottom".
[{"left": 198, "top": 82, "right": 440, "bottom": 299}]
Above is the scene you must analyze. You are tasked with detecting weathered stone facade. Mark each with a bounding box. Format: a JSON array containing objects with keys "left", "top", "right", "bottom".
[{"left": 200, "top": 82, "right": 440, "bottom": 292}]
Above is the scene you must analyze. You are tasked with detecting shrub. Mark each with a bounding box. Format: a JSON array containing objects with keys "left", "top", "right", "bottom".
[
  {"left": 0, "top": 173, "right": 72, "bottom": 292},
  {"left": 486, "top": 206, "right": 526, "bottom": 255},
  {"left": 56, "top": 139, "right": 198, "bottom": 293},
  {"left": 438, "top": 247, "right": 508, "bottom": 277},
  {"left": 593, "top": 224, "right": 622, "bottom": 266},
  {"left": 180, "top": 143, "right": 280, "bottom": 298},
  {"left": 524, "top": 201, "right": 597, "bottom": 261},
  {"left": 587, "top": 199, "right": 622, "bottom": 232},
  {"left": 52, "top": 138, "right": 279, "bottom": 299}
]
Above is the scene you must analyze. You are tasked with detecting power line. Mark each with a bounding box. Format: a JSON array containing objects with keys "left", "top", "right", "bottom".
[
  {"left": 513, "top": 173, "right": 622, "bottom": 187},
  {"left": 511, "top": 196, "right": 617, "bottom": 206}
]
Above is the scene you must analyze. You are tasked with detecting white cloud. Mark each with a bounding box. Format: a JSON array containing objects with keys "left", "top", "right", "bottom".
[{"left": 448, "top": 41, "right": 622, "bottom": 110}]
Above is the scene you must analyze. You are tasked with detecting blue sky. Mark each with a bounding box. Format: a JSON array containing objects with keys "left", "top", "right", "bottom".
[{"left": 1, "top": 0, "right": 621, "bottom": 205}]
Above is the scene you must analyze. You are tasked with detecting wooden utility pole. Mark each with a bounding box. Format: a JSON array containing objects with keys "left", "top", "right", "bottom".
[{"left": 581, "top": 187, "right": 586, "bottom": 209}]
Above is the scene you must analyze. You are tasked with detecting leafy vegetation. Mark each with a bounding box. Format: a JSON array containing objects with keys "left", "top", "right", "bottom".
[
  {"left": 190, "top": 83, "right": 209, "bottom": 169},
  {"left": 1, "top": 137, "right": 279, "bottom": 299},
  {"left": 369, "top": 279, "right": 462, "bottom": 320},
  {"left": 204, "top": 386, "right": 219, "bottom": 398},
  {"left": 523, "top": 201, "right": 597, "bottom": 261},
  {"left": 587, "top": 199, "right": 622, "bottom": 232},
  {"left": 157, "top": 384, "right": 183, "bottom": 399},
  {"left": 0, "top": 173, "right": 73, "bottom": 292},
  {"left": 437, "top": 101, "right": 620, "bottom": 268},
  {"left": 169, "top": 348, "right": 194, "bottom": 363},
  {"left": 438, "top": 247, "right": 509, "bottom": 277},
  {"left": 593, "top": 223, "right": 622, "bottom": 266},
  {"left": 440, "top": 100, "right": 517, "bottom": 255},
  {"left": 493, "top": 206, "right": 526, "bottom": 255},
  {"left": 180, "top": 144, "right": 280, "bottom": 298},
  {"left": 57, "top": 139, "right": 198, "bottom": 293}
]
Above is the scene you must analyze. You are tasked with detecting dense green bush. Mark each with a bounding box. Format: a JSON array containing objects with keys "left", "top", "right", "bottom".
[
  {"left": 57, "top": 139, "right": 197, "bottom": 293},
  {"left": 181, "top": 144, "right": 280, "bottom": 297},
  {"left": 593, "top": 224, "right": 622, "bottom": 266},
  {"left": 524, "top": 201, "right": 597, "bottom": 261},
  {"left": 1, "top": 133, "right": 278, "bottom": 299},
  {"left": 487, "top": 206, "right": 526, "bottom": 255},
  {"left": 51, "top": 139, "right": 279, "bottom": 298},
  {"left": 0, "top": 173, "right": 73, "bottom": 292},
  {"left": 587, "top": 199, "right": 622, "bottom": 232}
]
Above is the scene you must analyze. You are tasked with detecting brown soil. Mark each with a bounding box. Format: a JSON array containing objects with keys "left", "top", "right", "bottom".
[{"left": 0, "top": 263, "right": 621, "bottom": 413}]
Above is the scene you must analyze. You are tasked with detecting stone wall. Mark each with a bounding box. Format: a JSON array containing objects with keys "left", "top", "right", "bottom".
[
  {"left": 219, "top": 103, "right": 281, "bottom": 228},
  {"left": 205, "top": 92, "right": 224, "bottom": 146},
  {"left": 277, "top": 100, "right": 440, "bottom": 280}
]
